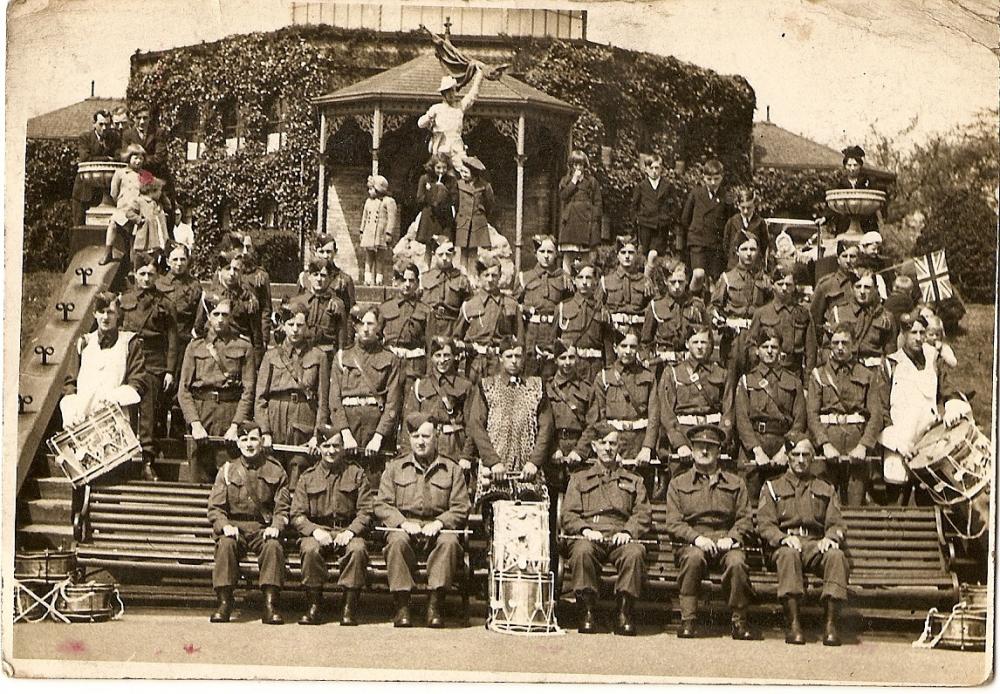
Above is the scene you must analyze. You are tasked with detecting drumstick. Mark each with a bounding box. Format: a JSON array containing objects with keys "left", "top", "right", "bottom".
[
  {"left": 558, "top": 534, "right": 658, "bottom": 546},
  {"left": 376, "top": 526, "right": 472, "bottom": 535}
]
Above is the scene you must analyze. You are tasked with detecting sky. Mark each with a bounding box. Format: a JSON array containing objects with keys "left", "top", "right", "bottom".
[{"left": 5, "top": 0, "right": 997, "bottom": 150}]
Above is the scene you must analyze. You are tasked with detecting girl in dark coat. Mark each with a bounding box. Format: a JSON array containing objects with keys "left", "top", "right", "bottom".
[
  {"left": 454, "top": 156, "right": 495, "bottom": 277},
  {"left": 558, "top": 150, "right": 603, "bottom": 274}
]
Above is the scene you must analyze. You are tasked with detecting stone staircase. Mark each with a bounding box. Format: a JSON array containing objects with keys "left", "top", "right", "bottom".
[{"left": 16, "top": 452, "right": 76, "bottom": 550}]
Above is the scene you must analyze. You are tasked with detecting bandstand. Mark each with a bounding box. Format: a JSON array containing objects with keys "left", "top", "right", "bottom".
[{"left": 312, "top": 52, "right": 581, "bottom": 275}]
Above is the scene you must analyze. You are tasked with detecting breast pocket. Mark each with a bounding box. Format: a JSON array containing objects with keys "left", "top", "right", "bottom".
[
  {"left": 300, "top": 356, "right": 322, "bottom": 391},
  {"left": 428, "top": 474, "right": 453, "bottom": 509},
  {"left": 392, "top": 471, "right": 418, "bottom": 506},
  {"left": 810, "top": 490, "right": 831, "bottom": 524}
]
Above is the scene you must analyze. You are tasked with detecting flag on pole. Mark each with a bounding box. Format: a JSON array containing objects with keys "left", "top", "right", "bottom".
[{"left": 913, "top": 250, "right": 954, "bottom": 303}]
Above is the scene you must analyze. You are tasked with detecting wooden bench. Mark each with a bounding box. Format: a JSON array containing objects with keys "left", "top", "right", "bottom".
[
  {"left": 74, "top": 480, "right": 478, "bottom": 617},
  {"left": 557, "top": 502, "right": 959, "bottom": 619}
]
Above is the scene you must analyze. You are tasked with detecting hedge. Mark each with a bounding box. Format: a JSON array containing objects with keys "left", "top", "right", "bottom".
[
  {"left": 120, "top": 26, "right": 754, "bottom": 276},
  {"left": 24, "top": 140, "right": 77, "bottom": 271}
]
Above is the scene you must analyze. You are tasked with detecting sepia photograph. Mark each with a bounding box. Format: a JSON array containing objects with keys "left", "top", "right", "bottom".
[{"left": 3, "top": 0, "right": 997, "bottom": 684}]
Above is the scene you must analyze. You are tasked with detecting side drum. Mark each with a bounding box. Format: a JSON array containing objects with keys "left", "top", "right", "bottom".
[
  {"left": 55, "top": 583, "right": 123, "bottom": 622},
  {"left": 14, "top": 550, "right": 77, "bottom": 582}
]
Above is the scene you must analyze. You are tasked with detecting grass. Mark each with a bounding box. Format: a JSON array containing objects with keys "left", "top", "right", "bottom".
[
  {"left": 20, "top": 271, "right": 62, "bottom": 350},
  {"left": 948, "top": 303, "right": 996, "bottom": 432}
]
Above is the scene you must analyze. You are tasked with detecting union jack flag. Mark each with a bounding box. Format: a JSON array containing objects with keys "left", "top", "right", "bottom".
[{"left": 913, "top": 250, "right": 953, "bottom": 303}]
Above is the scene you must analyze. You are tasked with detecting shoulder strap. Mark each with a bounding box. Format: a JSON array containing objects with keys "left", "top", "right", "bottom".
[
  {"left": 766, "top": 480, "right": 777, "bottom": 501},
  {"left": 650, "top": 300, "right": 664, "bottom": 324}
]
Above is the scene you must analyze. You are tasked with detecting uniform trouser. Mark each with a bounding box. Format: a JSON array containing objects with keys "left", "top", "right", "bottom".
[
  {"left": 384, "top": 529, "right": 463, "bottom": 592},
  {"left": 566, "top": 539, "right": 645, "bottom": 598},
  {"left": 822, "top": 423, "right": 869, "bottom": 506},
  {"left": 772, "top": 543, "right": 849, "bottom": 601},
  {"left": 738, "top": 432, "right": 787, "bottom": 503},
  {"left": 137, "top": 370, "right": 165, "bottom": 456},
  {"left": 186, "top": 398, "right": 239, "bottom": 483},
  {"left": 677, "top": 546, "right": 752, "bottom": 620},
  {"left": 299, "top": 535, "right": 368, "bottom": 589},
  {"left": 524, "top": 323, "right": 558, "bottom": 378},
  {"left": 213, "top": 524, "right": 285, "bottom": 589}
]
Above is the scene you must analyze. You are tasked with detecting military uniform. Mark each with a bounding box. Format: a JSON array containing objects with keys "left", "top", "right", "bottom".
[
  {"left": 120, "top": 285, "right": 179, "bottom": 455},
  {"left": 421, "top": 266, "right": 472, "bottom": 340},
  {"left": 456, "top": 291, "right": 521, "bottom": 381},
  {"left": 556, "top": 294, "right": 611, "bottom": 381},
  {"left": 380, "top": 294, "right": 432, "bottom": 386},
  {"left": 825, "top": 300, "right": 895, "bottom": 367},
  {"left": 243, "top": 264, "right": 273, "bottom": 353},
  {"left": 734, "top": 364, "right": 806, "bottom": 501},
  {"left": 545, "top": 373, "right": 593, "bottom": 486},
  {"left": 295, "top": 289, "right": 349, "bottom": 357},
  {"left": 178, "top": 330, "right": 257, "bottom": 482},
  {"left": 577, "top": 364, "right": 659, "bottom": 462},
  {"left": 156, "top": 272, "right": 202, "bottom": 372},
  {"left": 328, "top": 342, "right": 403, "bottom": 463},
  {"left": 640, "top": 293, "right": 706, "bottom": 374},
  {"left": 255, "top": 341, "right": 330, "bottom": 485},
  {"left": 757, "top": 470, "right": 849, "bottom": 601},
  {"left": 374, "top": 453, "right": 472, "bottom": 591},
  {"left": 748, "top": 298, "right": 817, "bottom": 376},
  {"left": 291, "top": 460, "right": 372, "bottom": 589},
  {"left": 806, "top": 361, "right": 885, "bottom": 506},
  {"left": 207, "top": 455, "right": 290, "bottom": 589},
  {"left": 195, "top": 279, "right": 265, "bottom": 367},
  {"left": 711, "top": 266, "right": 771, "bottom": 364},
  {"left": 658, "top": 358, "right": 734, "bottom": 474},
  {"left": 809, "top": 269, "right": 853, "bottom": 333},
  {"left": 515, "top": 266, "right": 573, "bottom": 377},
  {"left": 402, "top": 372, "right": 476, "bottom": 462},
  {"left": 601, "top": 267, "right": 652, "bottom": 340},
  {"left": 561, "top": 460, "right": 652, "bottom": 598},
  {"left": 663, "top": 468, "right": 754, "bottom": 623}
]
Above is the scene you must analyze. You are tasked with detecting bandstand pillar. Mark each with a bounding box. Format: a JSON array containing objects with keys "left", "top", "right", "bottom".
[
  {"left": 371, "top": 106, "right": 383, "bottom": 176},
  {"left": 515, "top": 113, "right": 526, "bottom": 275},
  {"left": 315, "top": 111, "right": 328, "bottom": 249}
]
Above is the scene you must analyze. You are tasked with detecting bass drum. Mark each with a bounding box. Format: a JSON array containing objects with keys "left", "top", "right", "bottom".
[{"left": 907, "top": 419, "right": 991, "bottom": 506}]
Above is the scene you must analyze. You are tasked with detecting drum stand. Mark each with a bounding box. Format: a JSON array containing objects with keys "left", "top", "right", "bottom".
[{"left": 13, "top": 578, "right": 72, "bottom": 624}]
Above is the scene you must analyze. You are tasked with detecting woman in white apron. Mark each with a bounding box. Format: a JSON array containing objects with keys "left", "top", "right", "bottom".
[{"left": 879, "top": 313, "right": 970, "bottom": 505}]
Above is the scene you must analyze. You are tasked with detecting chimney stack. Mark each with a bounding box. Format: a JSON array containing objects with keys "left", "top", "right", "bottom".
[
  {"left": 766, "top": 105, "right": 770, "bottom": 122},
  {"left": 90, "top": 80, "right": 95, "bottom": 98}
]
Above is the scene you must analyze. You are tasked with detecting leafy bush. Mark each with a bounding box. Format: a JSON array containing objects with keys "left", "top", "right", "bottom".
[
  {"left": 253, "top": 229, "right": 301, "bottom": 283},
  {"left": 23, "top": 199, "right": 72, "bottom": 272},
  {"left": 122, "top": 27, "right": 754, "bottom": 275}
]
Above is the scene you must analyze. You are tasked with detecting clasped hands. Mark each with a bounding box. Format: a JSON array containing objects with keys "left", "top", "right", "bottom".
[
  {"left": 781, "top": 535, "right": 839, "bottom": 554},
  {"left": 400, "top": 519, "right": 444, "bottom": 537},
  {"left": 693, "top": 535, "right": 737, "bottom": 556},
  {"left": 312, "top": 527, "right": 355, "bottom": 547},
  {"left": 222, "top": 524, "right": 280, "bottom": 540}
]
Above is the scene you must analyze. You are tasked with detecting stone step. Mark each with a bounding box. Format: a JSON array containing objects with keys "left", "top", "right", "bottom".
[
  {"left": 43, "top": 453, "right": 64, "bottom": 478},
  {"left": 16, "top": 523, "right": 75, "bottom": 551},
  {"left": 21, "top": 498, "right": 73, "bottom": 525},
  {"left": 36, "top": 476, "right": 74, "bottom": 500}
]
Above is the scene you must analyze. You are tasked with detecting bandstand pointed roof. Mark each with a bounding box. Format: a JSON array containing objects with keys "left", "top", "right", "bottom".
[{"left": 313, "top": 52, "right": 580, "bottom": 121}]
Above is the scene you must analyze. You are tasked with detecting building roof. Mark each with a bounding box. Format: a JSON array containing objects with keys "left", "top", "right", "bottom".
[
  {"left": 313, "top": 52, "right": 580, "bottom": 120},
  {"left": 752, "top": 120, "right": 894, "bottom": 179},
  {"left": 26, "top": 97, "right": 126, "bottom": 140}
]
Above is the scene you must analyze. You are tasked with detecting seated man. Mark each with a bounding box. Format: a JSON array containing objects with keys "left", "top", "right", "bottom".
[
  {"left": 375, "top": 412, "right": 471, "bottom": 628},
  {"left": 757, "top": 435, "right": 849, "bottom": 646},
  {"left": 207, "top": 421, "right": 290, "bottom": 625},
  {"left": 561, "top": 423, "right": 651, "bottom": 636},
  {"left": 663, "top": 424, "right": 754, "bottom": 640},
  {"left": 291, "top": 425, "right": 372, "bottom": 626}
]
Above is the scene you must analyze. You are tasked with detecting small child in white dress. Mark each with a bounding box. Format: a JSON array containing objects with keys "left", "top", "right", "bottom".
[{"left": 100, "top": 144, "right": 146, "bottom": 265}]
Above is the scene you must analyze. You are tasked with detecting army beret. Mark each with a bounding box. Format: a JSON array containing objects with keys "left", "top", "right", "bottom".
[
  {"left": 532, "top": 234, "right": 557, "bottom": 251},
  {"left": 687, "top": 424, "right": 726, "bottom": 447},
  {"left": 237, "top": 421, "right": 264, "bottom": 437},
  {"left": 784, "top": 432, "right": 815, "bottom": 452},
  {"left": 836, "top": 239, "right": 859, "bottom": 257},
  {"left": 316, "top": 424, "right": 342, "bottom": 444},
  {"left": 591, "top": 422, "right": 618, "bottom": 440},
  {"left": 497, "top": 334, "right": 523, "bottom": 355},
  {"left": 552, "top": 337, "right": 575, "bottom": 358},
  {"left": 434, "top": 236, "right": 456, "bottom": 254},
  {"left": 475, "top": 255, "right": 500, "bottom": 274},
  {"left": 404, "top": 411, "right": 438, "bottom": 434}
]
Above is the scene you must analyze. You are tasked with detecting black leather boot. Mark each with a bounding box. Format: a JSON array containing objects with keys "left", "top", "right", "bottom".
[
  {"left": 614, "top": 593, "right": 637, "bottom": 636},
  {"left": 823, "top": 599, "right": 842, "bottom": 646},
  {"left": 426, "top": 589, "right": 445, "bottom": 628},
  {"left": 262, "top": 586, "right": 284, "bottom": 625},
  {"left": 341, "top": 589, "right": 359, "bottom": 626},
  {"left": 783, "top": 597, "right": 805, "bottom": 645},
  {"left": 677, "top": 619, "right": 698, "bottom": 638},
  {"left": 210, "top": 587, "right": 233, "bottom": 623},
  {"left": 298, "top": 589, "right": 323, "bottom": 625},
  {"left": 731, "top": 612, "right": 755, "bottom": 640},
  {"left": 393, "top": 591, "right": 412, "bottom": 628},
  {"left": 577, "top": 591, "right": 598, "bottom": 634},
  {"left": 141, "top": 453, "right": 159, "bottom": 482}
]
